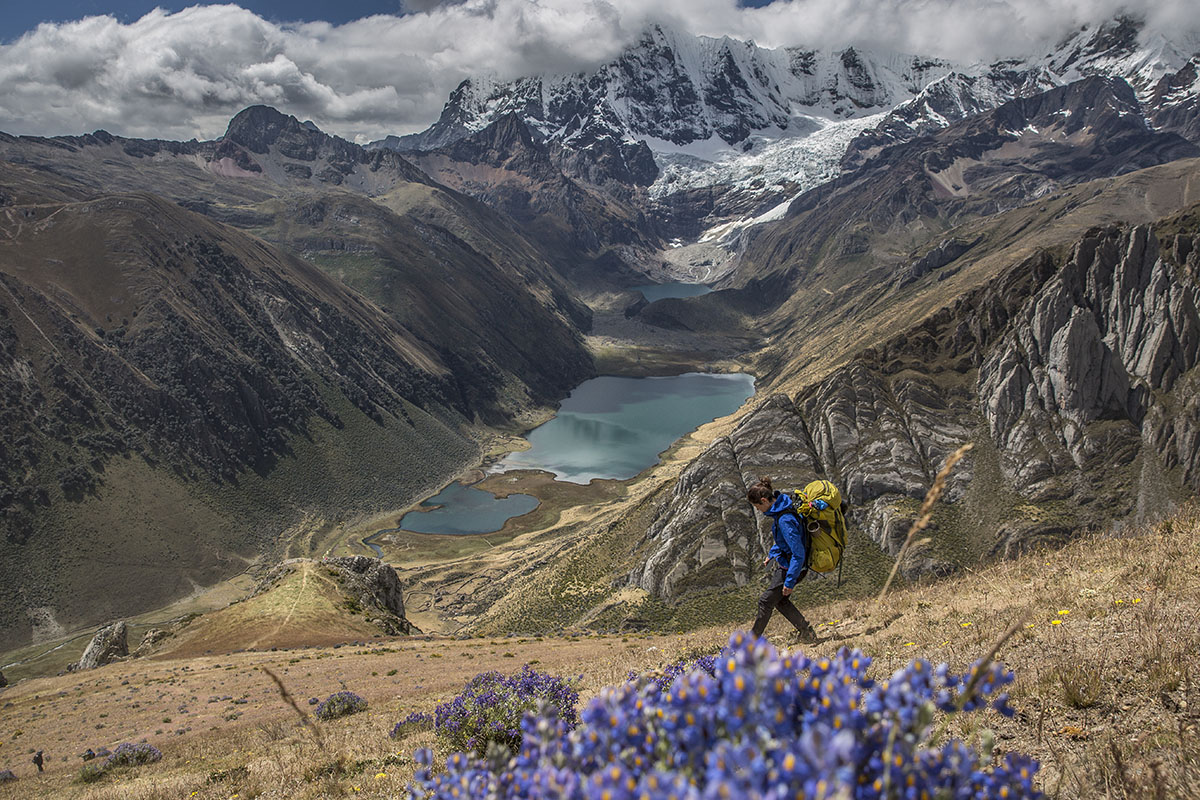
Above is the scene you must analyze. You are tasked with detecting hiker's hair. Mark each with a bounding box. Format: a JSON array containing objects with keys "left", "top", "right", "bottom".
[{"left": 747, "top": 477, "right": 777, "bottom": 504}]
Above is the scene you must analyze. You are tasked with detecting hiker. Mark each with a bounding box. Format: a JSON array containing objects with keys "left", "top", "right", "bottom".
[
  {"left": 32, "top": 750, "right": 43, "bottom": 772},
  {"left": 748, "top": 477, "right": 818, "bottom": 643}
]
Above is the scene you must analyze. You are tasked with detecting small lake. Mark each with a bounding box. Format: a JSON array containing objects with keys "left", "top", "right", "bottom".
[
  {"left": 496, "top": 372, "right": 755, "bottom": 484},
  {"left": 399, "top": 482, "right": 539, "bottom": 534},
  {"left": 364, "top": 483, "right": 540, "bottom": 552},
  {"left": 371, "top": 371, "right": 755, "bottom": 541},
  {"left": 631, "top": 282, "right": 714, "bottom": 303}
]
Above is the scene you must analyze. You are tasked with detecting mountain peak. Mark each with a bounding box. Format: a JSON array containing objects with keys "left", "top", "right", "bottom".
[{"left": 222, "top": 105, "right": 308, "bottom": 154}]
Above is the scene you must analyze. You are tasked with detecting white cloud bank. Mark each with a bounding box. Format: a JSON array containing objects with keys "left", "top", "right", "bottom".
[{"left": 0, "top": 0, "right": 1195, "bottom": 143}]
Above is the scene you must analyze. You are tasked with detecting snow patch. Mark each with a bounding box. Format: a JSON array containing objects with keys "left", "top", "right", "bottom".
[{"left": 650, "top": 112, "right": 886, "bottom": 201}]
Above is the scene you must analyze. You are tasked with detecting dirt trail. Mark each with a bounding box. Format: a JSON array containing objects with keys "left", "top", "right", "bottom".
[{"left": 247, "top": 563, "right": 309, "bottom": 650}]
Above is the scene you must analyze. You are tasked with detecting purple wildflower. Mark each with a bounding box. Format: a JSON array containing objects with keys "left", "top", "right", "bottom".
[
  {"left": 314, "top": 691, "right": 368, "bottom": 721},
  {"left": 407, "top": 632, "right": 1040, "bottom": 799},
  {"left": 425, "top": 664, "right": 580, "bottom": 757},
  {"left": 102, "top": 742, "right": 162, "bottom": 770}
]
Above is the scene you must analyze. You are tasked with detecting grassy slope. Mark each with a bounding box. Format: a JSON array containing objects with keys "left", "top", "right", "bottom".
[
  {"left": 3, "top": 384, "right": 475, "bottom": 654},
  {"left": 0, "top": 505, "right": 1195, "bottom": 798}
]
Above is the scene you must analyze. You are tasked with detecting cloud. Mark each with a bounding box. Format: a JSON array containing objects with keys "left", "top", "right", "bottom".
[{"left": 0, "top": 0, "right": 1195, "bottom": 143}]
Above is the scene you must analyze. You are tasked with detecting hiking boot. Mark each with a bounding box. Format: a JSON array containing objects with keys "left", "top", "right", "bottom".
[{"left": 791, "top": 625, "right": 819, "bottom": 646}]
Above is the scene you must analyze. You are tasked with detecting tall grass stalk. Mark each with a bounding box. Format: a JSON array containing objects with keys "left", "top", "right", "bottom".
[{"left": 876, "top": 443, "right": 974, "bottom": 605}]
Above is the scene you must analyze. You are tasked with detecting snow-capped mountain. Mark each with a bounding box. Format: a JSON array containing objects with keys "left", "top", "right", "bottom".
[
  {"left": 376, "top": 16, "right": 1200, "bottom": 245},
  {"left": 384, "top": 25, "right": 949, "bottom": 152}
]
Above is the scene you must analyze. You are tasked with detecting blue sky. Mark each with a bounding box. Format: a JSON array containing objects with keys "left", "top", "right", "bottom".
[
  {"left": 2, "top": 1, "right": 405, "bottom": 43},
  {"left": 1, "top": 0, "right": 783, "bottom": 44}
]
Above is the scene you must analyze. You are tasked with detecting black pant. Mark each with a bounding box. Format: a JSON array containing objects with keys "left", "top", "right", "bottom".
[{"left": 752, "top": 560, "right": 812, "bottom": 638}]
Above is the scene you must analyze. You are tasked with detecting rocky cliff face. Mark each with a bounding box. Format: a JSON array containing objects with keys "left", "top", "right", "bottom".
[
  {"left": 632, "top": 220, "right": 1200, "bottom": 600},
  {"left": 394, "top": 25, "right": 943, "bottom": 154},
  {"left": 979, "top": 224, "right": 1200, "bottom": 505}
]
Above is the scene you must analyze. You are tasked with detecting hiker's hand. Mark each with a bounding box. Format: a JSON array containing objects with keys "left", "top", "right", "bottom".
[
  {"left": 782, "top": 586, "right": 793, "bottom": 596},
  {"left": 762, "top": 556, "right": 771, "bottom": 566}
]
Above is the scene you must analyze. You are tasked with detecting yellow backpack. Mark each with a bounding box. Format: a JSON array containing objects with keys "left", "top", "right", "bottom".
[{"left": 790, "top": 480, "right": 848, "bottom": 584}]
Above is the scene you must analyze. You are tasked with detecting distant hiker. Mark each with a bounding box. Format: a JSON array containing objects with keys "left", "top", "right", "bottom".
[
  {"left": 747, "top": 477, "right": 818, "bottom": 643},
  {"left": 32, "top": 751, "right": 43, "bottom": 772}
]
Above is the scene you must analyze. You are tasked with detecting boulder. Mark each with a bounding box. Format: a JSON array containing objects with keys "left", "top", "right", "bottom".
[
  {"left": 0, "top": 670, "right": 6, "bottom": 687},
  {"left": 75, "top": 622, "right": 128, "bottom": 670}
]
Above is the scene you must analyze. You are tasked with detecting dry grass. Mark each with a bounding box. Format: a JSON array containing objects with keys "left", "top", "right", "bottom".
[
  {"left": 1, "top": 506, "right": 1198, "bottom": 798},
  {"left": 0, "top": 629, "right": 714, "bottom": 799},
  {"left": 800, "top": 504, "right": 1200, "bottom": 799}
]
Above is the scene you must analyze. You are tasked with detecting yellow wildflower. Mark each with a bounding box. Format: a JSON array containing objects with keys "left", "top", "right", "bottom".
[{"left": 1051, "top": 620, "right": 1062, "bottom": 625}]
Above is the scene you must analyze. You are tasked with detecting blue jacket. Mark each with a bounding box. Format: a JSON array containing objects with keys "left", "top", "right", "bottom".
[{"left": 765, "top": 493, "right": 807, "bottom": 588}]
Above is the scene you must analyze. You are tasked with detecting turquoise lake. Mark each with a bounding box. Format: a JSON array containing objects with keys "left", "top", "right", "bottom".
[
  {"left": 378, "top": 372, "right": 755, "bottom": 538},
  {"left": 631, "top": 282, "right": 714, "bottom": 303},
  {"left": 388, "top": 482, "right": 539, "bottom": 536},
  {"left": 497, "top": 372, "right": 755, "bottom": 484}
]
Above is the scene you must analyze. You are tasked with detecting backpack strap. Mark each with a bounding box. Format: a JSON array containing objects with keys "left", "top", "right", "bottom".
[{"left": 781, "top": 507, "right": 813, "bottom": 575}]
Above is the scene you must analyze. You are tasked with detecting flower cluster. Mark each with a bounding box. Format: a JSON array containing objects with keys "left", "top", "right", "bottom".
[
  {"left": 391, "top": 711, "right": 435, "bottom": 739},
  {"left": 428, "top": 664, "right": 580, "bottom": 757},
  {"left": 408, "top": 632, "right": 1039, "bottom": 799},
  {"left": 629, "top": 651, "right": 719, "bottom": 700},
  {"left": 102, "top": 742, "right": 162, "bottom": 770},
  {"left": 314, "top": 691, "right": 368, "bottom": 721}
]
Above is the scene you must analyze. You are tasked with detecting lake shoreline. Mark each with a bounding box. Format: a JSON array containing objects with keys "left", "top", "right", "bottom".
[{"left": 357, "top": 371, "right": 755, "bottom": 560}]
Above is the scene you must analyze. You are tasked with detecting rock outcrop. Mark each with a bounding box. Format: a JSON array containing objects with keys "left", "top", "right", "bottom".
[
  {"left": 633, "top": 221, "right": 1200, "bottom": 600},
  {"left": 132, "top": 628, "right": 172, "bottom": 657},
  {"left": 323, "top": 555, "right": 409, "bottom": 626},
  {"left": 895, "top": 236, "right": 982, "bottom": 289},
  {"left": 978, "top": 224, "right": 1200, "bottom": 504},
  {"left": 74, "top": 622, "right": 128, "bottom": 670}
]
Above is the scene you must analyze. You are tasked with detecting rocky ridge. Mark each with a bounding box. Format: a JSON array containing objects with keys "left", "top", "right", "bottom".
[
  {"left": 727, "top": 75, "right": 1199, "bottom": 307},
  {"left": 632, "top": 220, "right": 1200, "bottom": 601},
  {"left": 389, "top": 25, "right": 946, "bottom": 154},
  {"left": 257, "top": 556, "right": 415, "bottom": 635},
  {"left": 406, "top": 113, "right": 659, "bottom": 268}
]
